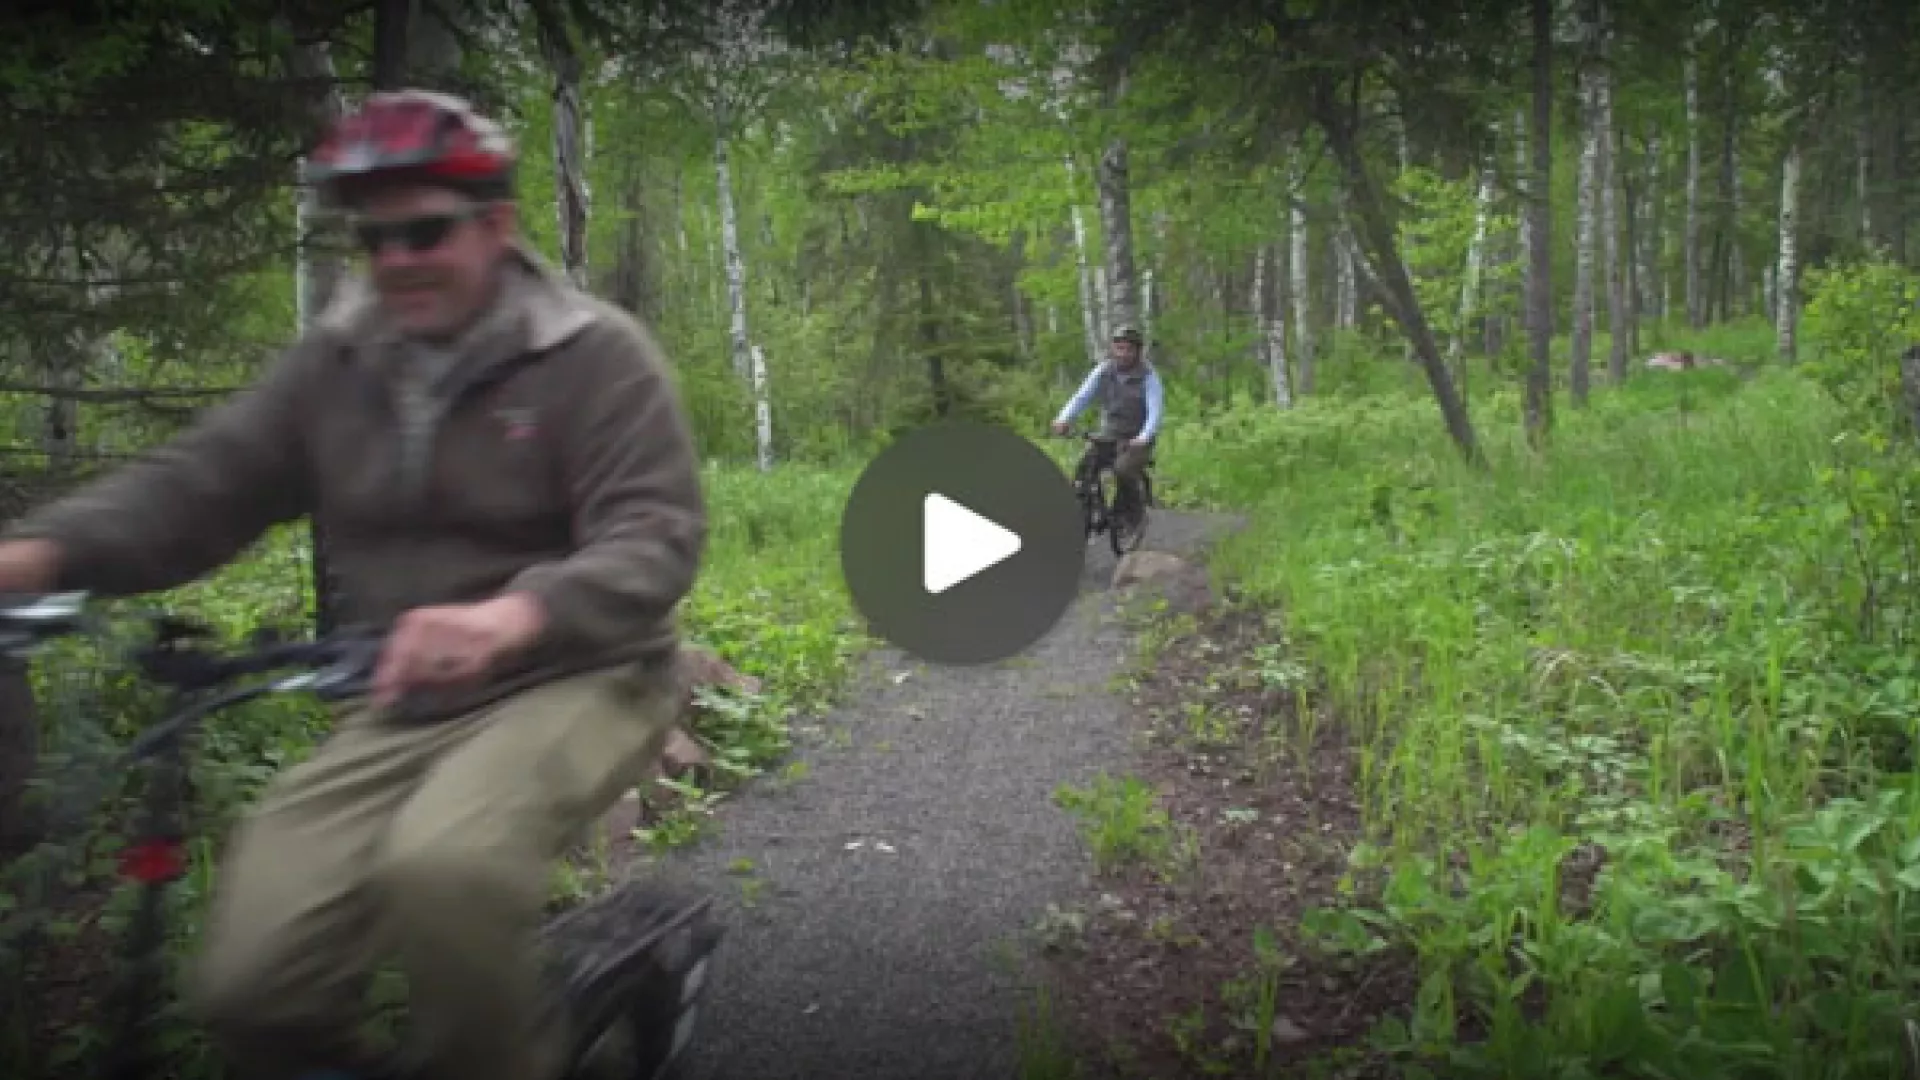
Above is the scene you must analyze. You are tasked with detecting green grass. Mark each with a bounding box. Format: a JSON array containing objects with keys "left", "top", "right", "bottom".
[
  {"left": 14, "top": 276, "right": 1919, "bottom": 1077},
  {"left": 1156, "top": 322, "right": 1920, "bottom": 1075},
  {"left": 1053, "top": 772, "right": 1194, "bottom": 877}
]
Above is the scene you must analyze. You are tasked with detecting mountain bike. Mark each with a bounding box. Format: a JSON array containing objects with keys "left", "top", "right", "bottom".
[
  {"left": 1062, "top": 430, "right": 1154, "bottom": 557},
  {"left": 0, "top": 591, "right": 721, "bottom": 1080}
]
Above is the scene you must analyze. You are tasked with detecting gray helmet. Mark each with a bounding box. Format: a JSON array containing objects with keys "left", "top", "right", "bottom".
[{"left": 1110, "top": 324, "right": 1143, "bottom": 345}]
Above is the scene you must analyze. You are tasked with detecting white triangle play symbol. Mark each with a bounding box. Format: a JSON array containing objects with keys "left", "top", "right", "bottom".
[{"left": 923, "top": 492, "right": 1023, "bottom": 595}]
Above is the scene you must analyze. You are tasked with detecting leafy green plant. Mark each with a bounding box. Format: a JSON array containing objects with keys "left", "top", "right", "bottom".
[
  {"left": 1053, "top": 773, "right": 1193, "bottom": 877},
  {"left": 1152, "top": 281, "right": 1920, "bottom": 1076}
]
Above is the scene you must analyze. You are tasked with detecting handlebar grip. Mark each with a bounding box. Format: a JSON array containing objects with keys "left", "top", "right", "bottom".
[{"left": 0, "top": 591, "right": 91, "bottom": 657}]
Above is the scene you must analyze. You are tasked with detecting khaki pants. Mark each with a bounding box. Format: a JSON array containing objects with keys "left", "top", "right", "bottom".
[
  {"left": 1083, "top": 437, "right": 1153, "bottom": 514},
  {"left": 185, "top": 660, "right": 680, "bottom": 1080},
  {"left": 1112, "top": 439, "right": 1153, "bottom": 499}
]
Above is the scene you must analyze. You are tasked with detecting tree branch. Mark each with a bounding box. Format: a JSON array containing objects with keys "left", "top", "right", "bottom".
[{"left": 0, "top": 383, "right": 241, "bottom": 403}]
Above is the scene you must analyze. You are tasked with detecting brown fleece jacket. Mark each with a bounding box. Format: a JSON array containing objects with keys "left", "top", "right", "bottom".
[{"left": 6, "top": 247, "right": 708, "bottom": 717}]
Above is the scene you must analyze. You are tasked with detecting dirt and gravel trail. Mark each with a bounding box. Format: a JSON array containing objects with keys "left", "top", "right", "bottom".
[{"left": 657, "top": 509, "right": 1240, "bottom": 1080}]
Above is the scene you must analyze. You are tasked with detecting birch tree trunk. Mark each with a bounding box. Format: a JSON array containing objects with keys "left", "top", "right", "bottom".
[
  {"left": 1514, "top": 105, "right": 1532, "bottom": 357},
  {"left": 675, "top": 170, "right": 691, "bottom": 260},
  {"left": 1598, "top": 28, "right": 1627, "bottom": 384},
  {"left": 1684, "top": 51, "right": 1703, "bottom": 328},
  {"left": 1252, "top": 241, "right": 1268, "bottom": 368},
  {"left": 1728, "top": 141, "right": 1746, "bottom": 318},
  {"left": 1289, "top": 153, "right": 1314, "bottom": 395},
  {"left": 1146, "top": 209, "right": 1169, "bottom": 350},
  {"left": 1895, "top": 98, "right": 1908, "bottom": 260},
  {"left": 1334, "top": 226, "right": 1357, "bottom": 330},
  {"left": 611, "top": 172, "right": 651, "bottom": 317},
  {"left": 1622, "top": 152, "right": 1641, "bottom": 358},
  {"left": 749, "top": 344, "right": 773, "bottom": 471},
  {"left": 1140, "top": 269, "right": 1154, "bottom": 349},
  {"left": 1713, "top": 27, "right": 1746, "bottom": 322},
  {"left": 701, "top": 200, "right": 721, "bottom": 321},
  {"left": 715, "top": 130, "right": 752, "bottom": 380},
  {"left": 1257, "top": 245, "right": 1293, "bottom": 408},
  {"left": 1065, "top": 154, "right": 1103, "bottom": 365},
  {"left": 1394, "top": 94, "right": 1412, "bottom": 362},
  {"left": 1011, "top": 230, "right": 1034, "bottom": 359},
  {"left": 1450, "top": 159, "right": 1495, "bottom": 384},
  {"left": 42, "top": 240, "right": 82, "bottom": 472},
  {"left": 1775, "top": 138, "right": 1802, "bottom": 361},
  {"left": 1525, "top": 0, "right": 1555, "bottom": 447},
  {"left": 1857, "top": 81, "right": 1873, "bottom": 249},
  {"left": 1572, "top": 44, "right": 1600, "bottom": 407},
  {"left": 291, "top": 40, "right": 346, "bottom": 329},
  {"left": 1207, "top": 263, "right": 1224, "bottom": 342},
  {"left": 1096, "top": 137, "right": 1139, "bottom": 333},
  {"left": 537, "top": 3, "right": 591, "bottom": 289},
  {"left": 1640, "top": 131, "right": 1663, "bottom": 322}
]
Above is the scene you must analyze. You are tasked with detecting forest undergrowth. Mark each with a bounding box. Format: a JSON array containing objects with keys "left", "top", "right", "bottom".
[
  {"left": 7, "top": 264, "right": 1920, "bottom": 1077},
  {"left": 1102, "top": 265, "right": 1920, "bottom": 1077}
]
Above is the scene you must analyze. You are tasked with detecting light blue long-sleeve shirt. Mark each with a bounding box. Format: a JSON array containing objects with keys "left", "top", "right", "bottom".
[{"left": 1055, "top": 362, "right": 1165, "bottom": 440}]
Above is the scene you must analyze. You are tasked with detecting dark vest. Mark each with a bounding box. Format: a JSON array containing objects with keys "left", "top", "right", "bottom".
[{"left": 1097, "top": 361, "right": 1153, "bottom": 438}]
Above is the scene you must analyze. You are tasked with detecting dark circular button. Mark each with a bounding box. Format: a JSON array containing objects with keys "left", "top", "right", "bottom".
[{"left": 839, "top": 422, "right": 1085, "bottom": 665}]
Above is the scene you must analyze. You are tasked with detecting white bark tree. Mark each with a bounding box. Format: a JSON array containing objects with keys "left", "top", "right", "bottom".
[
  {"left": 1571, "top": 22, "right": 1601, "bottom": 406},
  {"left": 1856, "top": 81, "right": 1873, "bottom": 249},
  {"left": 1513, "top": 105, "right": 1532, "bottom": 353},
  {"left": 1768, "top": 57, "right": 1804, "bottom": 361},
  {"left": 534, "top": 0, "right": 591, "bottom": 289},
  {"left": 1065, "top": 155, "right": 1104, "bottom": 365},
  {"left": 1596, "top": 10, "right": 1626, "bottom": 384},
  {"left": 750, "top": 344, "right": 773, "bottom": 472},
  {"left": 715, "top": 132, "right": 750, "bottom": 381},
  {"left": 1450, "top": 157, "right": 1495, "bottom": 382},
  {"left": 663, "top": 0, "right": 788, "bottom": 469},
  {"left": 1255, "top": 244, "right": 1292, "bottom": 408},
  {"left": 1684, "top": 43, "right": 1704, "bottom": 328},
  {"left": 1289, "top": 151, "right": 1314, "bottom": 395},
  {"left": 1093, "top": 50, "right": 1139, "bottom": 338},
  {"left": 289, "top": 38, "right": 346, "bottom": 331},
  {"left": 1333, "top": 225, "right": 1357, "bottom": 331},
  {"left": 1638, "top": 131, "right": 1663, "bottom": 323}
]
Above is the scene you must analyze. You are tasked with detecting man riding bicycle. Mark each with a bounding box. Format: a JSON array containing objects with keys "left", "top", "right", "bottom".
[
  {"left": 0, "top": 90, "right": 706, "bottom": 1080},
  {"left": 1050, "top": 324, "right": 1165, "bottom": 529}
]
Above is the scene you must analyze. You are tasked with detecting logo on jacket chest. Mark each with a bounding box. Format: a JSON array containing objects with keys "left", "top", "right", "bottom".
[{"left": 492, "top": 406, "right": 539, "bottom": 441}]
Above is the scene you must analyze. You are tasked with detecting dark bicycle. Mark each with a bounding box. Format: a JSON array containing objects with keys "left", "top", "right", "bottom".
[
  {"left": 1062, "top": 430, "right": 1154, "bottom": 557},
  {"left": 0, "top": 592, "right": 721, "bottom": 1080}
]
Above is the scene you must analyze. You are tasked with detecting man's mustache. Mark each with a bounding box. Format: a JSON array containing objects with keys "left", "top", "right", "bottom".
[{"left": 377, "top": 272, "right": 446, "bottom": 291}]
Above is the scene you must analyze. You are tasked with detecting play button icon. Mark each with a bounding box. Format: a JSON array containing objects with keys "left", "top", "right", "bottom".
[
  {"left": 840, "top": 422, "right": 1085, "bottom": 665},
  {"left": 923, "top": 494, "right": 1021, "bottom": 594}
]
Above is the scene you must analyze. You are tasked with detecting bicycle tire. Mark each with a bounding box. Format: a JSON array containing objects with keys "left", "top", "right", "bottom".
[
  {"left": 1113, "top": 504, "right": 1148, "bottom": 556},
  {"left": 1076, "top": 464, "right": 1105, "bottom": 540},
  {"left": 1099, "top": 469, "right": 1150, "bottom": 557}
]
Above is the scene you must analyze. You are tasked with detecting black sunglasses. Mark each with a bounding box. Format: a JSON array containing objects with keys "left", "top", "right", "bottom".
[{"left": 352, "top": 206, "right": 487, "bottom": 255}]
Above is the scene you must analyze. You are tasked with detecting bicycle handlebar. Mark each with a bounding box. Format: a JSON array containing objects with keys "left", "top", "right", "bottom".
[
  {"left": 1053, "top": 427, "right": 1113, "bottom": 443},
  {"left": 0, "top": 590, "right": 386, "bottom": 701}
]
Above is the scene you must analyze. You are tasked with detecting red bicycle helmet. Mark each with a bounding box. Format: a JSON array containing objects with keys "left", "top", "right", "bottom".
[{"left": 304, "top": 89, "right": 517, "bottom": 209}]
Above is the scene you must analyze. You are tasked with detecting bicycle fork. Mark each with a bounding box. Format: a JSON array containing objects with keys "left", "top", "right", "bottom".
[{"left": 105, "top": 710, "right": 192, "bottom": 1080}]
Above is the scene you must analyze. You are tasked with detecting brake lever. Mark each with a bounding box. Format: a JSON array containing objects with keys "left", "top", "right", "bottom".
[
  {"left": 269, "top": 633, "right": 385, "bottom": 700},
  {"left": 0, "top": 591, "right": 96, "bottom": 661},
  {"left": 150, "top": 613, "right": 218, "bottom": 644}
]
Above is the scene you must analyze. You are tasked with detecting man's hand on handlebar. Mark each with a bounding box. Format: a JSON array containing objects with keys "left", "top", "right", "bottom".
[
  {"left": 1049, "top": 421, "right": 1069, "bottom": 437},
  {"left": 370, "top": 592, "right": 549, "bottom": 709},
  {"left": 0, "top": 539, "right": 63, "bottom": 593}
]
